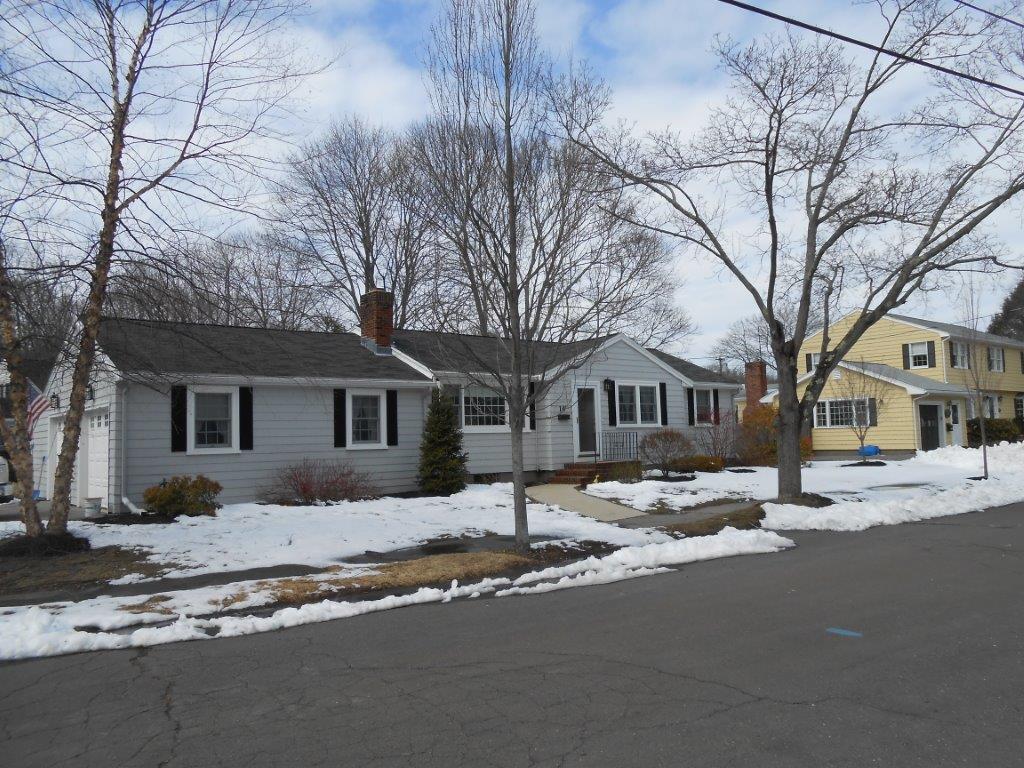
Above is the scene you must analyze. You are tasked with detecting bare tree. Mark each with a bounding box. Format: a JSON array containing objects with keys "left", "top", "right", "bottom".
[
  {"left": 417, "top": 0, "right": 686, "bottom": 551},
  {"left": 278, "top": 118, "right": 436, "bottom": 330},
  {"left": 564, "top": 1, "right": 1024, "bottom": 501},
  {"left": 712, "top": 305, "right": 821, "bottom": 376},
  {"left": 960, "top": 280, "right": 997, "bottom": 478},
  {"left": 829, "top": 361, "right": 891, "bottom": 460},
  {"left": 0, "top": 0, "right": 314, "bottom": 537}
]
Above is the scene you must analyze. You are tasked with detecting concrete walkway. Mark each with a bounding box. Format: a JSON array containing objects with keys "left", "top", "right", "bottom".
[{"left": 527, "top": 483, "right": 646, "bottom": 522}]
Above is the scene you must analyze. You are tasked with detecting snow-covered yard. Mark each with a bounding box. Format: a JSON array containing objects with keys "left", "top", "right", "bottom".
[
  {"left": 0, "top": 485, "right": 668, "bottom": 583},
  {"left": 3, "top": 444, "right": 1022, "bottom": 661},
  {"left": 585, "top": 443, "right": 1024, "bottom": 532}
]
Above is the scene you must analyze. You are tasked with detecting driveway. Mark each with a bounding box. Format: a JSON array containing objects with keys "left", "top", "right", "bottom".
[{"left": 2, "top": 503, "right": 1023, "bottom": 767}]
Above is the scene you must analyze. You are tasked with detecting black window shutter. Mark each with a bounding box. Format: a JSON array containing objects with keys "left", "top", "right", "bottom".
[
  {"left": 334, "top": 388, "right": 346, "bottom": 447},
  {"left": 528, "top": 382, "right": 536, "bottom": 431},
  {"left": 659, "top": 382, "right": 668, "bottom": 425},
  {"left": 687, "top": 387, "right": 696, "bottom": 426},
  {"left": 239, "top": 387, "right": 253, "bottom": 450},
  {"left": 805, "top": 353, "right": 813, "bottom": 373},
  {"left": 902, "top": 344, "right": 911, "bottom": 370},
  {"left": 926, "top": 340, "right": 936, "bottom": 368},
  {"left": 1020, "top": 350, "right": 1023, "bottom": 373},
  {"left": 712, "top": 389, "right": 720, "bottom": 424},
  {"left": 868, "top": 398, "right": 878, "bottom": 427},
  {"left": 606, "top": 381, "right": 617, "bottom": 426},
  {"left": 170, "top": 385, "right": 187, "bottom": 452},
  {"left": 386, "top": 390, "right": 398, "bottom": 446}
]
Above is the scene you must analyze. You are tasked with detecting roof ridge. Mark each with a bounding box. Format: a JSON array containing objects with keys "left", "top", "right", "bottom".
[{"left": 100, "top": 315, "right": 352, "bottom": 338}]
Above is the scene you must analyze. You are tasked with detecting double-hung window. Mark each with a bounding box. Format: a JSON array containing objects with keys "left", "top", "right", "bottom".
[
  {"left": 617, "top": 383, "right": 659, "bottom": 425},
  {"left": 908, "top": 342, "right": 930, "bottom": 369},
  {"left": 694, "top": 389, "right": 716, "bottom": 425},
  {"left": 987, "top": 346, "right": 1005, "bottom": 372},
  {"left": 350, "top": 393, "right": 382, "bottom": 446},
  {"left": 950, "top": 341, "right": 970, "bottom": 370},
  {"left": 188, "top": 386, "right": 239, "bottom": 454},
  {"left": 815, "top": 398, "right": 868, "bottom": 428},
  {"left": 463, "top": 386, "right": 508, "bottom": 430}
]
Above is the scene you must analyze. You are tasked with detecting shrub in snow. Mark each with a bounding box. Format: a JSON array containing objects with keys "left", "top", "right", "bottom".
[
  {"left": 143, "top": 475, "right": 222, "bottom": 518},
  {"left": 967, "top": 418, "right": 1021, "bottom": 447},
  {"left": 639, "top": 429, "right": 694, "bottom": 478},
  {"left": 417, "top": 389, "right": 468, "bottom": 495},
  {"left": 670, "top": 455, "right": 725, "bottom": 473},
  {"left": 694, "top": 413, "right": 739, "bottom": 460},
  {"left": 261, "top": 459, "right": 379, "bottom": 505},
  {"left": 605, "top": 460, "right": 643, "bottom": 483},
  {"left": 738, "top": 405, "right": 812, "bottom": 465}
]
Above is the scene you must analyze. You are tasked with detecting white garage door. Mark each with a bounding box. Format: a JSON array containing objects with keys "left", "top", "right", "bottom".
[{"left": 86, "top": 410, "right": 109, "bottom": 499}]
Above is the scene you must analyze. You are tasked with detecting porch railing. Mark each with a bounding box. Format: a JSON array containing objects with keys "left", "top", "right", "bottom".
[{"left": 600, "top": 430, "right": 639, "bottom": 462}]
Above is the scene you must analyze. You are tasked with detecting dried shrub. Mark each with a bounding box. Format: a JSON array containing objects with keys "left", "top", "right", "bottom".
[
  {"left": 694, "top": 414, "right": 739, "bottom": 460},
  {"left": 639, "top": 429, "right": 694, "bottom": 477},
  {"left": 142, "top": 475, "right": 222, "bottom": 518},
  {"left": 670, "top": 455, "right": 725, "bottom": 473},
  {"left": 606, "top": 460, "right": 643, "bottom": 483},
  {"left": 261, "top": 459, "right": 379, "bottom": 505},
  {"left": 738, "top": 405, "right": 814, "bottom": 464}
]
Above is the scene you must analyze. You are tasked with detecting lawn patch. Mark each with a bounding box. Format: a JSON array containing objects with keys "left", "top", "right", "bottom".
[
  {"left": 0, "top": 544, "right": 167, "bottom": 598},
  {"left": 662, "top": 505, "right": 766, "bottom": 537}
]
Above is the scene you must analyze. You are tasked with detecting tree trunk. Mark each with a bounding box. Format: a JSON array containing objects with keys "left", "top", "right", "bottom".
[
  {"left": 508, "top": 402, "right": 530, "bottom": 554},
  {"left": 979, "top": 408, "right": 989, "bottom": 480},
  {"left": 775, "top": 358, "right": 804, "bottom": 501}
]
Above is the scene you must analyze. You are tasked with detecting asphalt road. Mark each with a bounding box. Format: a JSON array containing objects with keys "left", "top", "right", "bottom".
[{"left": 3, "top": 503, "right": 1023, "bottom": 767}]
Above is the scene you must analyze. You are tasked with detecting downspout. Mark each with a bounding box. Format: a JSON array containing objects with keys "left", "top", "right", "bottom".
[{"left": 118, "top": 380, "right": 145, "bottom": 515}]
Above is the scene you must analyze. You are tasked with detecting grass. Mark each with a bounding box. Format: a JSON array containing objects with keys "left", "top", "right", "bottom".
[
  {"left": 662, "top": 504, "right": 766, "bottom": 537},
  {"left": 0, "top": 544, "right": 167, "bottom": 597},
  {"left": 219, "top": 550, "right": 540, "bottom": 610}
]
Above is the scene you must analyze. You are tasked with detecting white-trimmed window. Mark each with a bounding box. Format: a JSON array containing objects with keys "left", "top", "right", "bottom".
[
  {"left": 950, "top": 341, "right": 970, "bottom": 370},
  {"left": 809, "top": 352, "right": 822, "bottom": 369},
  {"left": 188, "top": 385, "right": 239, "bottom": 454},
  {"left": 908, "top": 342, "right": 930, "bottom": 369},
  {"left": 694, "top": 389, "right": 716, "bottom": 425},
  {"left": 617, "top": 383, "right": 660, "bottom": 426},
  {"left": 814, "top": 398, "right": 869, "bottom": 428},
  {"left": 987, "top": 346, "right": 1005, "bottom": 372},
  {"left": 347, "top": 389, "right": 386, "bottom": 449},
  {"left": 463, "top": 386, "right": 508, "bottom": 430},
  {"left": 968, "top": 395, "right": 999, "bottom": 419}
]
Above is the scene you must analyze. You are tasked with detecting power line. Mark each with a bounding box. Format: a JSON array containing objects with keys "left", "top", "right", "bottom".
[
  {"left": 952, "top": 0, "right": 1024, "bottom": 31},
  {"left": 714, "top": 0, "right": 1024, "bottom": 99}
]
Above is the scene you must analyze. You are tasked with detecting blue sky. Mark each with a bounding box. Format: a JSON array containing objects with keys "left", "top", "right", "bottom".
[{"left": 289, "top": 0, "right": 1023, "bottom": 362}]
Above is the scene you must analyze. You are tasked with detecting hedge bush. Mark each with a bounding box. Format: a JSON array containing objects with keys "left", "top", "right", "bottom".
[
  {"left": 639, "top": 429, "right": 694, "bottom": 478},
  {"left": 967, "top": 418, "right": 1022, "bottom": 447},
  {"left": 143, "top": 475, "right": 222, "bottom": 518},
  {"left": 670, "top": 455, "right": 725, "bottom": 473},
  {"left": 738, "top": 405, "right": 813, "bottom": 465}
]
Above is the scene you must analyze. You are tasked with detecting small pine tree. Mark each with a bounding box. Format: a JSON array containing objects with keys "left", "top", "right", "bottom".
[
  {"left": 988, "top": 275, "right": 1024, "bottom": 341},
  {"left": 417, "top": 389, "right": 468, "bottom": 495}
]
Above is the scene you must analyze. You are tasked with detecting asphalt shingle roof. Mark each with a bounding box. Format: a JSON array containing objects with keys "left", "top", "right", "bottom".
[
  {"left": 97, "top": 317, "right": 430, "bottom": 382},
  {"left": 889, "top": 313, "right": 1024, "bottom": 350},
  {"left": 645, "top": 348, "right": 741, "bottom": 385},
  {"left": 390, "top": 329, "right": 610, "bottom": 374},
  {"left": 841, "top": 361, "right": 969, "bottom": 395}
]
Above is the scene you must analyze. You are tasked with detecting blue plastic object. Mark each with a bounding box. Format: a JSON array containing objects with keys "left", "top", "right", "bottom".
[{"left": 858, "top": 444, "right": 881, "bottom": 457}]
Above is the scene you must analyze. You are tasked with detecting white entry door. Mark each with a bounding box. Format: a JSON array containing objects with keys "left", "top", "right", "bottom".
[{"left": 86, "top": 410, "right": 109, "bottom": 499}]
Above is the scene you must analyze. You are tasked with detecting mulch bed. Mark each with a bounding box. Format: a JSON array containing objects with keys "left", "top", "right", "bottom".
[
  {"left": 0, "top": 543, "right": 165, "bottom": 598},
  {"left": 842, "top": 460, "right": 888, "bottom": 467},
  {"left": 91, "top": 512, "right": 179, "bottom": 526}
]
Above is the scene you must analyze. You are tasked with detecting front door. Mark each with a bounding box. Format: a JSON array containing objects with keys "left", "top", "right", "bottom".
[
  {"left": 949, "top": 403, "right": 963, "bottom": 446},
  {"left": 577, "top": 388, "right": 597, "bottom": 455},
  {"left": 918, "top": 404, "right": 942, "bottom": 451}
]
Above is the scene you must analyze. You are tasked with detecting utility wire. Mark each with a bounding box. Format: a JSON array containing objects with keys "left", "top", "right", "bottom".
[
  {"left": 714, "top": 0, "right": 1024, "bottom": 98},
  {"left": 952, "top": 0, "right": 1024, "bottom": 31}
]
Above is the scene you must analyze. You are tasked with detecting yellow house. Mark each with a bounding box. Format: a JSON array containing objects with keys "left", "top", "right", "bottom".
[{"left": 763, "top": 313, "right": 1024, "bottom": 456}]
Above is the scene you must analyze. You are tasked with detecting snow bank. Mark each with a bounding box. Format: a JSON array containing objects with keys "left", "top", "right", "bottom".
[{"left": 0, "top": 528, "right": 793, "bottom": 660}]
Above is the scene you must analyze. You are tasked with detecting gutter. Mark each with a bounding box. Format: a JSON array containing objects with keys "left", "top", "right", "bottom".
[{"left": 118, "top": 380, "right": 145, "bottom": 515}]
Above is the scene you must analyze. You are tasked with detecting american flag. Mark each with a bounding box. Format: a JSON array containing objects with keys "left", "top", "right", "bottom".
[{"left": 26, "top": 380, "right": 49, "bottom": 437}]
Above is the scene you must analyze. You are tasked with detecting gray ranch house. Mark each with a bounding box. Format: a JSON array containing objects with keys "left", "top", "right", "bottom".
[{"left": 32, "top": 290, "right": 739, "bottom": 512}]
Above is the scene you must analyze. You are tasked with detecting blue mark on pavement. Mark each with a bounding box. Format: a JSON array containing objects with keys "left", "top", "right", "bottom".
[{"left": 826, "top": 627, "right": 863, "bottom": 638}]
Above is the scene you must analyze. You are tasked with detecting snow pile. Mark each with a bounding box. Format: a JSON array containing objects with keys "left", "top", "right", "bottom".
[
  {"left": 0, "top": 527, "right": 793, "bottom": 660},
  {"left": 0, "top": 485, "right": 670, "bottom": 580},
  {"left": 905, "top": 440, "right": 1024, "bottom": 474}
]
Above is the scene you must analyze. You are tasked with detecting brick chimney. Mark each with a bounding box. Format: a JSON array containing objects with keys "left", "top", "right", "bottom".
[
  {"left": 744, "top": 360, "right": 768, "bottom": 415},
  {"left": 359, "top": 287, "right": 394, "bottom": 351}
]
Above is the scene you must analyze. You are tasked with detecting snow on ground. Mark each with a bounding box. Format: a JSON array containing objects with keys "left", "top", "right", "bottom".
[
  {"left": 0, "top": 527, "right": 793, "bottom": 660},
  {"left": 763, "top": 442, "right": 1024, "bottom": 531},
  {"left": 583, "top": 445, "right": 1010, "bottom": 513},
  {"left": 0, "top": 485, "right": 670, "bottom": 581}
]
